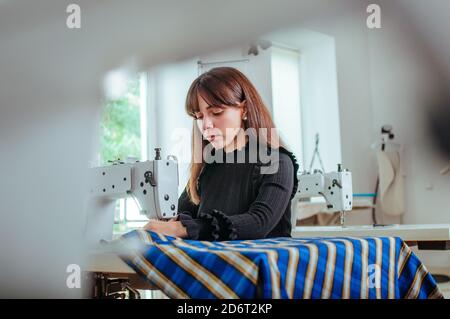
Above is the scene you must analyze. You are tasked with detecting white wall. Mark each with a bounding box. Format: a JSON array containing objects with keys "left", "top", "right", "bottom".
[
  {"left": 271, "top": 46, "right": 303, "bottom": 161},
  {"left": 197, "top": 46, "right": 274, "bottom": 111},
  {"left": 321, "top": 12, "right": 377, "bottom": 225},
  {"left": 299, "top": 39, "right": 341, "bottom": 174},
  {"left": 266, "top": 29, "right": 342, "bottom": 173}
]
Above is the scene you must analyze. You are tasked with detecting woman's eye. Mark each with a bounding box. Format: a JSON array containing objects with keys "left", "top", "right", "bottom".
[{"left": 212, "top": 110, "right": 223, "bottom": 116}]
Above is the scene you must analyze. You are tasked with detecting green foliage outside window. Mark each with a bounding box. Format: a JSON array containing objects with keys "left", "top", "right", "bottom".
[{"left": 99, "top": 77, "right": 141, "bottom": 165}]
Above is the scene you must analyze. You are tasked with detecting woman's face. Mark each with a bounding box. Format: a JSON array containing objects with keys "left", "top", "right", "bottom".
[{"left": 195, "top": 94, "right": 244, "bottom": 151}]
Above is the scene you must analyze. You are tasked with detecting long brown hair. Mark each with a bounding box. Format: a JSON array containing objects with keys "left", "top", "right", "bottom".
[{"left": 185, "top": 67, "right": 283, "bottom": 204}]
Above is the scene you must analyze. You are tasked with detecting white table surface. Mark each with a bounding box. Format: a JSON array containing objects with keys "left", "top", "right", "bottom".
[{"left": 292, "top": 223, "right": 450, "bottom": 241}]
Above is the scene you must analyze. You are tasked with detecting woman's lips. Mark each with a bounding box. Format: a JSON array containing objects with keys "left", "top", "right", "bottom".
[{"left": 206, "top": 134, "right": 220, "bottom": 142}]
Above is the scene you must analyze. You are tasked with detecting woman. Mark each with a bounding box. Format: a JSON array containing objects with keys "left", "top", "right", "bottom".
[{"left": 144, "top": 67, "right": 298, "bottom": 240}]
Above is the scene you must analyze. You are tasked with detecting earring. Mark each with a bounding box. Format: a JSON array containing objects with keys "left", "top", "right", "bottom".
[{"left": 243, "top": 115, "right": 248, "bottom": 121}]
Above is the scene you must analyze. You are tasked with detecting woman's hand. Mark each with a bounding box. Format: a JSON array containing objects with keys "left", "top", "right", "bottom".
[{"left": 143, "top": 218, "right": 188, "bottom": 238}]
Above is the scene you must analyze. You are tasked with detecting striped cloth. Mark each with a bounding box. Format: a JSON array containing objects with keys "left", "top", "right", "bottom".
[{"left": 118, "top": 230, "right": 443, "bottom": 299}]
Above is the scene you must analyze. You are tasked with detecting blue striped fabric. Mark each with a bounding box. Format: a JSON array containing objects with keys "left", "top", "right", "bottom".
[{"left": 118, "top": 230, "right": 443, "bottom": 299}]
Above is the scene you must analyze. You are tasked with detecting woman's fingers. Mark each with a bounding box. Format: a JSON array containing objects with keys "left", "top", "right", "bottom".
[
  {"left": 142, "top": 220, "right": 153, "bottom": 231},
  {"left": 143, "top": 219, "right": 161, "bottom": 230},
  {"left": 141, "top": 218, "right": 186, "bottom": 238}
]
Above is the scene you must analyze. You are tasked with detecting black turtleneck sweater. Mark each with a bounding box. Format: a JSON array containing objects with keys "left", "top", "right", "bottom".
[{"left": 177, "top": 142, "right": 299, "bottom": 241}]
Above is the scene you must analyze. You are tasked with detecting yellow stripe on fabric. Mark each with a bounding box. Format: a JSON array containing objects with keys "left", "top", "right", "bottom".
[
  {"left": 135, "top": 229, "right": 153, "bottom": 245},
  {"left": 156, "top": 233, "right": 168, "bottom": 241},
  {"left": 342, "top": 239, "right": 354, "bottom": 299},
  {"left": 228, "top": 243, "right": 298, "bottom": 299},
  {"left": 373, "top": 238, "right": 382, "bottom": 299},
  {"left": 267, "top": 251, "right": 281, "bottom": 299},
  {"left": 225, "top": 240, "right": 311, "bottom": 248},
  {"left": 303, "top": 244, "right": 318, "bottom": 299},
  {"left": 397, "top": 243, "right": 406, "bottom": 269},
  {"left": 220, "top": 240, "right": 302, "bottom": 299},
  {"left": 254, "top": 239, "right": 281, "bottom": 245},
  {"left": 405, "top": 263, "right": 428, "bottom": 299},
  {"left": 397, "top": 243, "right": 412, "bottom": 278},
  {"left": 412, "top": 267, "right": 429, "bottom": 299},
  {"left": 330, "top": 238, "right": 366, "bottom": 299},
  {"left": 208, "top": 244, "right": 281, "bottom": 298},
  {"left": 285, "top": 247, "right": 300, "bottom": 299},
  {"left": 173, "top": 241, "right": 259, "bottom": 286},
  {"left": 321, "top": 241, "right": 337, "bottom": 299},
  {"left": 356, "top": 239, "right": 369, "bottom": 299},
  {"left": 329, "top": 238, "right": 362, "bottom": 298},
  {"left": 201, "top": 241, "right": 216, "bottom": 248},
  {"left": 158, "top": 245, "right": 238, "bottom": 299},
  {"left": 218, "top": 238, "right": 311, "bottom": 248},
  {"left": 388, "top": 237, "right": 396, "bottom": 299},
  {"left": 131, "top": 252, "right": 189, "bottom": 299}
]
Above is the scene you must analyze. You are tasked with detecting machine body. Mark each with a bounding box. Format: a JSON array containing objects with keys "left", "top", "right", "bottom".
[
  {"left": 296, "top": 165, "right": 353, "bottom": 226},
  {"left": 85, "top": 148, "right": 179, "bottom": 246}
]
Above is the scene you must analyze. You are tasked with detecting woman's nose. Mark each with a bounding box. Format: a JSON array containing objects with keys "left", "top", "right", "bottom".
[{"left": 202, "top": 117, "right": 213, "bottom": 131}]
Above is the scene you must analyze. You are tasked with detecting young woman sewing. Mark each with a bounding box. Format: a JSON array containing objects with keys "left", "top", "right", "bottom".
[{"left": 143, "top": 67, "right": 298, "bottom": 240}]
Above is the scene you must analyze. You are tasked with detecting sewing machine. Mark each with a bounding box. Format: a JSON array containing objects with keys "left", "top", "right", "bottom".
[
  {"left": 84, "top": 148, "right": 179, "bottom": 248},
  {"left": 84, "top": 148, "right": 179, "bottom": 298},
  {"left": 296, "top": 164, "right": 353, "bottom": 227}
]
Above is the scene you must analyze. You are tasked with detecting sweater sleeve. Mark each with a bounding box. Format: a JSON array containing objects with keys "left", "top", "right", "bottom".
[
  {"left": 177, "top": 186, "right": 199, "bottom": 218},
  {"left": 180, "top": 151, "right": 297, "bottom": 240},
  {"left": 177, "top": 186, "right": 211, "bottom": 240}
]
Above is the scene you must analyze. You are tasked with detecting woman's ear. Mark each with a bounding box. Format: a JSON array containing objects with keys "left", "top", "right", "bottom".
[
  {"left": 241, "top": 100, "right": 248, "bottom": 120},
  {"left": 243, "top": 109, "right": 248, "bottom": 121}
]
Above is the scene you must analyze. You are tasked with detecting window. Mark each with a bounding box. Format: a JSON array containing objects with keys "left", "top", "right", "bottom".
[
  {"left": 269, "top": 34, "right": 342, "bottom": 173},
  {"left": 271, "top": 46, "right": 303, "bottom": 161},
  {"left": 99, "top": 72, "right": 148, "bottom": 233}
]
